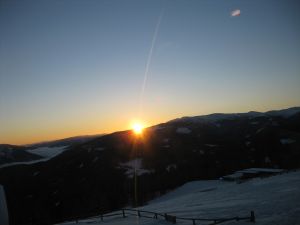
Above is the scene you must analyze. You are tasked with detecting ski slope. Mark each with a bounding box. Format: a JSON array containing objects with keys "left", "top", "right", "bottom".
[{"left": 57, "top": 170, "right": 300, "bottom": 225}]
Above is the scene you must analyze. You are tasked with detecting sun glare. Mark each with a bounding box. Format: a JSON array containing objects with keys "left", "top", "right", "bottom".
[{"left": 132, "top": 123, "right": 143, "bottom": 135}]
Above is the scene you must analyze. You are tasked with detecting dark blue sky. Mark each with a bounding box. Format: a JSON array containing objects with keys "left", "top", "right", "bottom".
[{"left": 1, "top": 0, "right": 299, "bottom": 144}]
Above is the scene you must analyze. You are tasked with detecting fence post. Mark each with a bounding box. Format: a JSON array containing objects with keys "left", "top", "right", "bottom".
[
  {"left": 138, "top": 210, "right": 141, "bottom": 217},
  {"left": 154, "top": 213, "right": 158, "bottom": 219},
  {"left": 164, "top": 214, "right": 176, "bottom": 224},
  {"left": 122, "top": 209, "right": 126, "bottom": 218},
  {"left": 250, "top": 211, "right": 255, "bottom": 223},
  {"left": 100, "top": 214, "right": 103, "bottom": 221},
  {"left": 192, "top": 219, "right": 196, "bottom": 225}
]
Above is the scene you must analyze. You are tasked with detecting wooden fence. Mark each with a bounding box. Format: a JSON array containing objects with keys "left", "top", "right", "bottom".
[{"left": 71, "top": 208, "right": 255, "bottom": 225}]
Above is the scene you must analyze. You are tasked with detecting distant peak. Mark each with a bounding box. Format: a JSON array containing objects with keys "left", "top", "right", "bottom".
[{"left": 169, "top": 106, "right": 300, "bottom": 124}]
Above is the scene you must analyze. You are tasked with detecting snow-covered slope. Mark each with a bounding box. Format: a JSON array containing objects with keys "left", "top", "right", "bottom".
[
  {"left": 57, "top": 170, "right": 300, "bottom": 225},
  {"left": 26, "top": 146, "right": 68, "bottom": 158},
  {"left": 28, "top": 134, "right": 104, "bottom": 148},
  {"left": 171, "top": 107, "right": 300, "bottom": 123},
  {"left": 0, "top": 146, "right": 68, "bottom": 169},
  {"left": 119, "top": 158, "right": 153, "bottom": 178},
  {"left": 0, "top": 144, "right": 42, "bottom": 166}
]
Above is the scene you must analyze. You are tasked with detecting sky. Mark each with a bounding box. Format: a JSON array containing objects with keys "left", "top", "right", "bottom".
[{"left": 0, "top": 0, "right": 300, "bottom": 145}]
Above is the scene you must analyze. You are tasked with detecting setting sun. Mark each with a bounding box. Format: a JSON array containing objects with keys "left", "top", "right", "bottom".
[{"left": 132, "top": 123, "right": 143, "bottom": 135}]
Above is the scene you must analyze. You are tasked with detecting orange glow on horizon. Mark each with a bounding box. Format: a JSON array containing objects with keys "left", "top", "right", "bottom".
[{"left": 3, "top": 102, "right": 297, "bottom": 145}]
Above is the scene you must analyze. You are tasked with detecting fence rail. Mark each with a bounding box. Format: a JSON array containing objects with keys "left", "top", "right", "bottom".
[{"left": 70, "top": 208, "right": 255, "bottom": 225}]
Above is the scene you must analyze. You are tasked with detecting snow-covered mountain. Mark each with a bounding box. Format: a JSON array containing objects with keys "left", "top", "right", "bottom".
[
  {"left": 0, "top": 146, "right": 69, "bottom": 169},
  {"left": 57, "top": 170, "right": 300, "bottom": 225},
  {"left": 28, "top": 134, "right": 104, "bottom": 148},
  {"left": 0, "top": 106, "right": 299, "bottom": 225},
  {"left": 170, "top": 106, "right": 300, "bottom": 123},
  {"left": 0, "top": 144, "right": 42, "bottom": 166},
  {"left": 0, "top": 134, "right": 103, "bottom": 168}
]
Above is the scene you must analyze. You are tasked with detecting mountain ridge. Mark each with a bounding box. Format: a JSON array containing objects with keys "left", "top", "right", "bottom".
[
  {"left": 0, "top": 106, "right": 299, "bottom": 225},
  {"left": 169, "top": 106, "right": 300, "bottom": 123}
]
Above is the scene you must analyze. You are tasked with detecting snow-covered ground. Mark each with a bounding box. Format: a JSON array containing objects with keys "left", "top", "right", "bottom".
[
  {"left": 26, "top": 146, "right": 68, "bottom": 158},
  {"left": 0, "top": 146, "right": 68, "bottom": 169},
  {"left": 57, "top": 170, "right": 300, "bottom": 225},
  {"left": 119, "top": 158, "right": 153, "bottom": 178}
]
